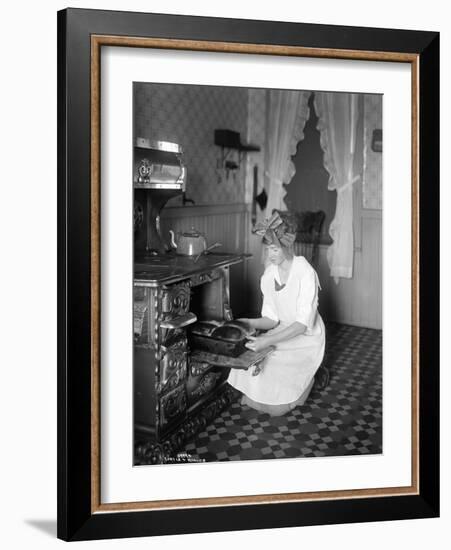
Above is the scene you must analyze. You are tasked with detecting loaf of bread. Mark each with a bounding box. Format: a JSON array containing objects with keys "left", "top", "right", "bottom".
[
  {"left": 226, "top": 320, "right": 255, "bottom": 336},
  {"left": 211, "top": 324, "right": 244, "bottom": 342}
]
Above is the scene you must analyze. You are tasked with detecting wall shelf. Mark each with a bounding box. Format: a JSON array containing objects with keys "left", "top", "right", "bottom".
[{"left": 214, "top": 129, "right": 260, "bottom": 172}]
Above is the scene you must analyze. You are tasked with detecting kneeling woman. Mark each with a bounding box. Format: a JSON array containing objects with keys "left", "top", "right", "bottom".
[{"left": 228, "top": 213, "right": 325, "bottom": 416}]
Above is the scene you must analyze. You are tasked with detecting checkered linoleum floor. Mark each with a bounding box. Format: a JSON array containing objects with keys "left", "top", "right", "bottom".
[{"left": 183, "top": 323, "right": 382, "bottom": 462}]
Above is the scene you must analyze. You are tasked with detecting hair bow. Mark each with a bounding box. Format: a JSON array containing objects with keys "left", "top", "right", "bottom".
[{"left": 253, "top": 212, "right": 296, "bottom": 248}]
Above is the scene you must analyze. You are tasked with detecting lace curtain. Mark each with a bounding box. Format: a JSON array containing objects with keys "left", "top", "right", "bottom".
[
  {"left": 314, "top": 92, "right": 359, "bottom": 282},
  {"left": 264, "top": 90, "right": 311, "bottom": 215}
]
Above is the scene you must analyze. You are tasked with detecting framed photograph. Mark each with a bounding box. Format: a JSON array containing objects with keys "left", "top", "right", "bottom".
[{"left": 57, "top": 8, "right": 439, "bottom": 541}]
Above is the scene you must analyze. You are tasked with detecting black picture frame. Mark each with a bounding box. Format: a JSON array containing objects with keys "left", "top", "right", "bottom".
[{"left": 57, "top": 7, "right": 439, "bottom": 541}]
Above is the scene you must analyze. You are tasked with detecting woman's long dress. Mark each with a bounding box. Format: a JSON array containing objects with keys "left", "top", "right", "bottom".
[{"left": 227, "top": 256, "right": 325, "bottom": 413}]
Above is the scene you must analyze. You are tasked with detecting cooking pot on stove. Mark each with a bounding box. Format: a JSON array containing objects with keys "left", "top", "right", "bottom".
[{"left": 168, "top": 228, "right": 207, "bottom": 256}]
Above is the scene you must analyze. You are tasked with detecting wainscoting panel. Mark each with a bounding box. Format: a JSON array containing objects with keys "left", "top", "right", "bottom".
[{"left": 315, "top": 211, "right": 382, "bottom": 330}]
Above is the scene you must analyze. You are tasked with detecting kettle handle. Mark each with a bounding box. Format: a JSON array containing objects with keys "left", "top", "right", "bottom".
[{"left": 168, "top": 229, "right": 177, "bottom": 249}]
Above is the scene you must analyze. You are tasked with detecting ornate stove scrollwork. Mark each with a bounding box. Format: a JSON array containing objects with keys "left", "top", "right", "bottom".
[
  {"left": 189, "top": 372, "right": 221, "bottom": 400},
  {"left": 135, "top": 386, "right": 240, "bottom": 465},
  {"left": 160, "top": 282, "right": 190, "bottom": 318},
  {"left": 160, "top": 385, "right": 187, "bottom": 428},
  {"left": 159, "top": 327, "right": 185, "bottom": 347},
  {"left": 158, "top": 341, "right": 188, "bottom": 394},
  {"left": 189, "top": 270, "right": 215, "bottom": 287},
  {"left": 156, "top": 282, "right": 193, "bottom": 346},
  {"left": 190, "top": 360, "right": 211, "bottom": 377}
]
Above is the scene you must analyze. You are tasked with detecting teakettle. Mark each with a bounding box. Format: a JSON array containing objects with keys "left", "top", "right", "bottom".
[{"left": 169, "top": 228, "right": 208, "bottom": 256}]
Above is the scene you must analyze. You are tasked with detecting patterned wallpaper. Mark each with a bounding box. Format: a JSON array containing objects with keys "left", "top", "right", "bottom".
[
  {"left": 363, "top": 94, "right": 383, "bottom": 210},
  {"left": 244, "top": 89, "right": 267, "bottom": 207},
  {"left": 134, "top": 82, "right": 249, "bottom": 206}
]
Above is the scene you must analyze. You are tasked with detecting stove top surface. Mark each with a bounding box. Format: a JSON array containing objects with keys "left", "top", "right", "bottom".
[{"left": 134, "top": 252, "right": 248, "bottom": 285}]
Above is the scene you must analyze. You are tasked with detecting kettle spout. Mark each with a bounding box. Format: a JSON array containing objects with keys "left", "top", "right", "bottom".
[{"left": 169, "top": 229, "right": 177, "bottom": 249}]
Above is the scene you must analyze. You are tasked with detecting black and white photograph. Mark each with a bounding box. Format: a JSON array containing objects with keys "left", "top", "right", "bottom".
[
  {"left": 1, "top": 0, "right": 445, "bottom": 547},
  {"left": 133, "top": 82, "right": 383, "bottom": 466}
]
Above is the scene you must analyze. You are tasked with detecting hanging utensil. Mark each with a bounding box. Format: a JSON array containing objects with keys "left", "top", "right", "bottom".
[{"left": 252, "top": 165, "right": 258, "bottom": 225}]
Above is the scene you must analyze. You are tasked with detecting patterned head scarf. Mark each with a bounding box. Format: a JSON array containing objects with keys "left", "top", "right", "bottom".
[{"left": 253, "top": 212, "right": 296, "bottom": 248}]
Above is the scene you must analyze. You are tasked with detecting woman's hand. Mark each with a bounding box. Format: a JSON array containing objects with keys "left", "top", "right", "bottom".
[{"left": 245, "top": 335, "right": 271, "bottom": 353}]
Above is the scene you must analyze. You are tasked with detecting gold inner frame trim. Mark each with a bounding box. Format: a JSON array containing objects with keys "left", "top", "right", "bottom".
[{"left": 90, "top": 34, "right": 420, "bottom": 514}]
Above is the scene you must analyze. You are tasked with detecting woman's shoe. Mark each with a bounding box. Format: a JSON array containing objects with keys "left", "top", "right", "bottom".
[{"left": 314, "top": 365, "right": 330, "bottom": 390}]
